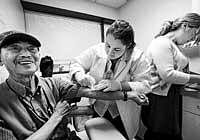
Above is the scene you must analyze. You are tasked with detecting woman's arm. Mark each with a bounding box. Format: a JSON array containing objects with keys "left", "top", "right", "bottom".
[
  {"left": 69, "top": 45, "right": 97, "bottom": 79},
  {"left": 69, "top": 45, "right": 99, "bottom": 87},
  {"left": 148, "top": 38, "right": 190, "bottom": 85},
  {"left": 188, "top": 74, "right": 200, "bottom": 84},
  {"left": 125, "top": 49, "right": 153, "bottom": 94},
  {"left": 90, "top": 49, "right": 153, "bottom": 94}
]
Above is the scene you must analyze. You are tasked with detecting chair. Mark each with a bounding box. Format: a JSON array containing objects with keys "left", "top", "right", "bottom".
[{"left": 85, "top": 117, "right": 127, "bottom": 140}]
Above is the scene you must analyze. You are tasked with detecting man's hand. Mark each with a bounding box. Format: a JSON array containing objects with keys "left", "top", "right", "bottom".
[
  {"left": 129, "top": 92, "right": 149, "bottom": 105},
  {"left": 75, "top": 73, "right": 95, "bottom": 88},
  {"left": 93, "top": 79, "right": 121, "bottom": 92},
  {"left": 52, "top": 101, "right": 77, "bottom": 121}
]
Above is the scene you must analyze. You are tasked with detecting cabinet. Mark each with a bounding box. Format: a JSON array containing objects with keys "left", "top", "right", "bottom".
[
  {"left": 182, "top": 111, "right": 200, "bottom": 140},
  {"left": 182, "top": 93, "right": 200, "bottom": 140},
  {"left": 137, "top": 88, "right": 200, "bottom": 140}
]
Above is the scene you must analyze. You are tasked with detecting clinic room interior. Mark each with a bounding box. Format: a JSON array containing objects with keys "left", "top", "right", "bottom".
[{"left": 1, "top": 0, "right": 200, "bottom": 140}]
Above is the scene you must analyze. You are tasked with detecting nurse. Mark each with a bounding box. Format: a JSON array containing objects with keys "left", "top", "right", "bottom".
[
  {"left": 141, "top": 13, "right": 200, "bottom": 140},
  {"left": 70, "top": 19, "right": 152, "bottom": 139}
]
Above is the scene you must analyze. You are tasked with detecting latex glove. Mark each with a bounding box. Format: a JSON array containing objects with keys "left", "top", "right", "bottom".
[
  {"left": 129, "top": 93, "right": 149, "bottom": 105},
  {"left": 93, "top": 79, "right": 122, "bottom": 92},
  {"left": 75, "top": 73, "right": 96, "bottom": 88}
]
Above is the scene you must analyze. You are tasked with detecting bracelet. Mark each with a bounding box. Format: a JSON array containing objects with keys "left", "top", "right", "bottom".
[{"left": 123, "top": 91, "right": 128, "bottom": 101}]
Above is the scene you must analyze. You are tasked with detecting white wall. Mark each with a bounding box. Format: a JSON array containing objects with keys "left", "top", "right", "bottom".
[
  {"left": 119, "top": 0, "right": 192, "bottom": 51},
  {"left": 0, "top": 0, "right": 25, "bottom": 82},
  {"left": 192, "top": 0, "right": 200, "bottom": 13},
  {"left": 23, "top": 0, "right": 119, "bottom": 19},
  {"left": 22, "top": 0, "right": 119, "bottom": 63},
  {"left": 25, "top": 11, "right": 101, "bottom": 61},
  {"left": 188, "top": 0, "right": 200, "bottom": 73},
  {"left": 0, "top": 0, "right": 25, "bottom": 33}
]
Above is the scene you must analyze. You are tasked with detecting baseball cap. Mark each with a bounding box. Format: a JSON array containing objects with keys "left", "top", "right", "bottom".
[{"left": 0, "top": 30, "right": 41, "bottom": 48}]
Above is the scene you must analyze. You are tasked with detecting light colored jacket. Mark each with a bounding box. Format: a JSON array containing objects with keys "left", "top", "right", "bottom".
[{"left": 70, "top": 43, "right": 152, "bottom": 139}]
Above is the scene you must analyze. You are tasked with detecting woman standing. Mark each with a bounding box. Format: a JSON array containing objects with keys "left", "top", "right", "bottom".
[
  {"left": 70, "top": 19, "right": 151, "bottom": 140},
  {"left": 141, "top": 13, "right": 200, "bottom": 140}
]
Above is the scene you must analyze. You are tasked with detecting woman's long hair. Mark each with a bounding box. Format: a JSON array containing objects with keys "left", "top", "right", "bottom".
[{"left": 155, "top": 13, "right": 200, "bottom": 38}]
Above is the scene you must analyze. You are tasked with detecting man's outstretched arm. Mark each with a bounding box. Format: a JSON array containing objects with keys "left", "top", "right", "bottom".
[{"left": 77, "top": 87, "right": 149, "bottom": 105}]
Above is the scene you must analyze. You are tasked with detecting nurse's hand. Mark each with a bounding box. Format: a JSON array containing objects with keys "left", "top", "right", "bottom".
[
  {"left": 93, "top": 79, "right": 121, "bottom": 92},
  {"left": 129, "top": 93, "right": 149, "bottom": 105},
  {"left": 75, "top": 73, "right": 96, "bottom": 88}
]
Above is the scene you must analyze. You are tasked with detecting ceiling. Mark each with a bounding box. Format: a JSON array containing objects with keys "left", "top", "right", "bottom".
[{"left": 88, "top": 0, "right": 128, "bottom": 8}]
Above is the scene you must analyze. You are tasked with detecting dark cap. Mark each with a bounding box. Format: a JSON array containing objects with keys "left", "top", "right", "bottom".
[{"left": 0, "top": 30, "right": 41, "bottom": 48}]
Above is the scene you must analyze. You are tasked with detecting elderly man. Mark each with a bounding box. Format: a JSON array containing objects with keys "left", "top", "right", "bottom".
[{"left": 0, "top": 31, "right": 148, "bottom": 140}]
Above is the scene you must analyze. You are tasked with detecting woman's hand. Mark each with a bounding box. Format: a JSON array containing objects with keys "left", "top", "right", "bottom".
[
  {"left": 75, "top": 73, "right": 96, "bottom": 88},
  {"left": 93, "top": 79, "right": 122, "bottom": 92},
  {"left": 129, "top": 92, "right": 149, "bottom": 105}
]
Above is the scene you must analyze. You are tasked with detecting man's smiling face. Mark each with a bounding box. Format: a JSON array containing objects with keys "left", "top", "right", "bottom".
[{"left": 0, "top": 41, "right": 40, "bottom": 77}]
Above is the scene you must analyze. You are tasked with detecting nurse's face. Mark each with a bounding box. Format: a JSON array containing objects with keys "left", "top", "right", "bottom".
[{"left": 105, "top": 34, "right": 126, "bottom": 60}]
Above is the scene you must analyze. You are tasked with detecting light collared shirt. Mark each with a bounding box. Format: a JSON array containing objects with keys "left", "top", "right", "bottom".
[{"left": 0, "top": 75, "right": 78, "bottom": 140}]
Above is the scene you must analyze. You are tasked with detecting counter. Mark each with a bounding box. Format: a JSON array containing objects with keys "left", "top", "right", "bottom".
[
  {"left": 182, "top": 83, "right": 200, "bottom": 98},
  {"left": 182, "top": 83, "right": 200, "bottom": 140}
]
